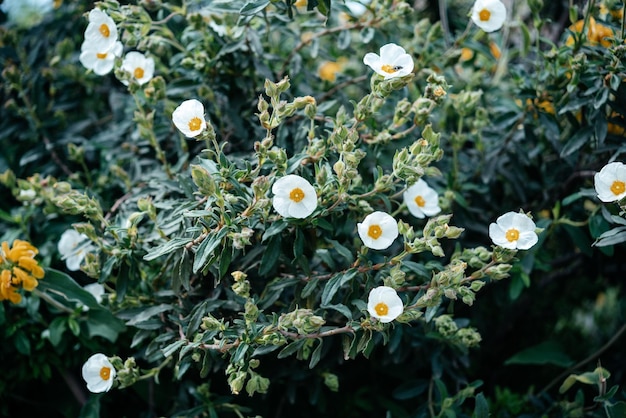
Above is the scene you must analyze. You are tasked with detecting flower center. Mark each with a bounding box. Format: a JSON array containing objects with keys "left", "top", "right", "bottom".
[
  {"left": 479, "top": 8, "right": 491, "bottom": 22},
  {"left": 368, "top": 225, "right": 382, "bottom": 239},
  {"left": 100, "top": 366, "right": 111, "bottom": 381},
  {"left": 96, "top": 52, "right": 108, "bottom": 60},
  {"left": 188, "top": 117, "right": 203, "bottom": 132},
  {"left": 99, "top": 23, "right": 110, "bottom": 38},
  {"left": 414, "top": 196, "right": 426, "bottom": 207},
  {"left": 374, "top": 302, "right": 389, "bottom": 316},
  {"left": 610, "top": 180, "right": 625, "bottom": 196},
  {"left": 381, "top": 64, "right": 399, "bottom": 74},
  {"left": 134, "top": 67, "right": 145, "bottom": 79},
  {"left": 289, "top": 187, "right": 305, "bottom": 203},
  {"left": 505, "top": 228, "right": 520, "bottom": 242}
]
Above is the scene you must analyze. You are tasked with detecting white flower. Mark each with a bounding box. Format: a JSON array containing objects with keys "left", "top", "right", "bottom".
[
  {"left": 363, "top": 43, "right": 414, "bottom": 80},
  {"left": 594, "top": 161, "right": 626, "bottom": 202},
  {"left": 81, "top": 353, "right": 116, "bottom": 393},
  {"left": 357, "top": 211, "right": 399, "bottom": 250},
  {"left": 79, "top": 40, "right": 123, "bottom": 76},
  {"left": 58, "top": 229, "right": 93, "bottom": 271},
  {"left": 489, "top": 212, "right": 538, "bottom": 250},
  {"left": 272, "top": 174, "right": 317, "bottom": 218},
  {"left": 120, "top": 51, "right": 155, "bottom": 86},
  {"left": 84, "top": 8, "right": 118, "bottom": 51},
  {"left": 403, "top": 179, "right": 441, "bottom": 219},
  {"left": 0, "top": 0, "right": 54, "bottom": 28},
  {"left": 172, "top": 99, "right": 207, "bottom": 138},
  {"left": 471, "top": 0, "right": 506, "bottom": 33},
  {"left": 367, "top": 286, "right": 403, "bottom": 323}
]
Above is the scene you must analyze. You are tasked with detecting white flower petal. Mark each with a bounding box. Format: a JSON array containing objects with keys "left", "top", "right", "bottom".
[
  {"left": 81, "top": 353, "right": 116, "bottom": 393},
  {"left": 357, "top": 211, "right": 399, "bottom": 250},
  {"left": 271, "top": 175, "right": 317, "bottom": 218},
  {"left": 172, "top": 99, "right": 207, "bottom": 137},
  {"left": 367, "top": 286, "right": 403, "bottom": 323},
  {"left": 489, "top": 211, "right": 538, "bottom": 250},
  {"left": 363, "top": 43, "right": 413, "bottom": 79},
  {"left": 471, "top": 0, "right": 507, "bottom": 33},
  {"left": 594, "top": 162, "right": 626, "bottom": 202}
]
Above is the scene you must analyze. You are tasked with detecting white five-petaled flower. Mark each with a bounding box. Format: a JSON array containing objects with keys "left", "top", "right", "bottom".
[
  {"left": 172, "top": 99, "right": 207, "bottom": 138},
  {"left": 81, "top": 353, "right": 116, "bottom": 393},
  {"left": 58, "top": 229, "right": 93, "bottom": 271},
  {"left": 594, "top": 161, "right": 626, "bottom": 202},
  {"left": 403, "top": 179, "right": 441, "bottom": 219},
  {"left": 363, "top": 43, "right": 414, "bottom": 80},
  {"left": 357, "top": 211, "right": 399, "bottom": 250},
  {"left": 84, "top": 8, "right": 118, "bottom": 51},
  {"left": 471, "top": 0, "right": 506, "bottom": 33},
  {"left": 367, "top": 286, "right": 403, "bottom": 323},
  {"left": 120, "top": 51, "right": 155, "bottom": 86},
  {"left": 79, "top": 40, "right": 123, "bottom": 76},
  {"left": 489, "top": 212, "right": 538, "bottom": 250},
  {"left": 272, "top": 174, "right": 317, "bottom": 219}
]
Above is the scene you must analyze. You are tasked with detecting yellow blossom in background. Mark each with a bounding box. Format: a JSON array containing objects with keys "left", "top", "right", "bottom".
[
  {"left": 565, "top": 17, "right": 614, "bottom": 48},
  {"left": 460, "top": 48, "right": 474, "bottom": 62},
  {"left": 0, "top": 240, "right": 45, "bottom": 304},
  {"left": 489, "top": 41, "right": 501, "bottom": 59},
  {"left": 317, "top": 58, "right": 347, "bottom": 82}
]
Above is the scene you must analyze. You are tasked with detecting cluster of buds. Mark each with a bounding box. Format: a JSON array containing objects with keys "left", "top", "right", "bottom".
[
  {"left": 392, "top": 125, "right": 443, "bottom": 185},
  {"left": 433, "top": 315, "right": 482, "bottom": 348},
  {"left": 231, "top": 271, "right": 250, "bottom": 299},
  {"left": 278, "top": 308, "right": 326, "bottom": 335},
  {"left": 109, "top": 356, "right": 141, "bottom": 389}
]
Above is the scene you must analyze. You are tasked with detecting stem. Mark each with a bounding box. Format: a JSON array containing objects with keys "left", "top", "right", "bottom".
[
  {"left": 539, "top": 322, "right": 626, "bottom": 394},
  {"left": 277, "top": 325, "right": 354, "bottom": 340},
  {"left": 32, "top": 288, "right": 76, "bottom": 314}
]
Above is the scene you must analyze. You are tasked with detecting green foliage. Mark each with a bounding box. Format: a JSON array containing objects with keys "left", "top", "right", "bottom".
[{"left": 1, "top": 0, "right": 626, "bottom": 417}]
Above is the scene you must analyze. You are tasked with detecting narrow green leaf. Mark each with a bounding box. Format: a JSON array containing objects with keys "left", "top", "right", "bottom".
[
  {"left": 321, "top": 269, "right": 357, "bottom": 306},
  {"left": 309, "top": 339, "right": 323, "bottom": 369},
  {"left": 193, "top": 228, "right": 228, "bottom": 273}
]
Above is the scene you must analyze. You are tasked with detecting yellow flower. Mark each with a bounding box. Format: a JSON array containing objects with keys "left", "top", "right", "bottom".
[
  {"left": 0, "top": 239, "right": 45, "bottom": 304},
  {"left": 565, "top": 17, "right": 614, "bottom": 48},
  {"left": 317, "top": 58, "right": 347, "bottom": 82}
]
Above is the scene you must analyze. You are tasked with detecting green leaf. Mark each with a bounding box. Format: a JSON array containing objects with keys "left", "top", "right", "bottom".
[
  {"left": 321, "top": 269, "right": 357, "bottom": 306},
  {"left": 594, "top": 226, "right": 626, "bottom": 247},
  {"left": 38, "top": 269, "right": 102, "bottom": 310},
  {"left": 240, "top": 0, "right": 270, "bottom": 15},
  {"left": 605, "top": 401, "right": 626, "bottom": 418},
  {"left": 143, "top": 237, "right": 193, "bottom": 261},
  {"left": 277, "top": 339, "right": 305, "bottom": 359},
  {"left": 86, "top": 310, "right": 126, "bottom": 342},
  {"left": 78, "top": 394, "right": 101, "bottom": 418},
  {"left": 48, "top": 317, "right": 67, "bottom": 347},
  {"left": 259, "top": 235, "right": 281, "bottom": 277},
  {"left": 474, "top": 393, "right": 489, "bottom": 418},
  {"left": 392, "top": 380, "right": 428, "bottom": 400},
  {"left": 125, "top": 304, "right": 173, "bottom": 326},
  {"left": 505, "top": 341, "right": 573, "bottom": 367},
  {"left": 308, "top": 339, "right": 323, "bottom": 368},
  {"left": 262, "top": 220, "right": 288, "bottom": 241},
  {"left": 193, "top": 228, "right": 228, "bottom": 273},
  {"left": 560, "top": 126, "right": 593, "bottom": 157}
]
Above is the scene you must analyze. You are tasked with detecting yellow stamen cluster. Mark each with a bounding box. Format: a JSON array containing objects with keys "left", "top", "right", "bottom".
[{"left": 0, "top": 240, "right": 45, "bottom": 304}]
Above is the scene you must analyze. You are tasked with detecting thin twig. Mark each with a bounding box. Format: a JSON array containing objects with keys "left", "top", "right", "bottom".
[{"left": 540, "top": 322, "right": 626, "bottom": 394}]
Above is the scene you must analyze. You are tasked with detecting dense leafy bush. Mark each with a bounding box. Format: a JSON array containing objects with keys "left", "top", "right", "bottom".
[{"left": 1, "top": 0, "right": 625, "bottom": 417}]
